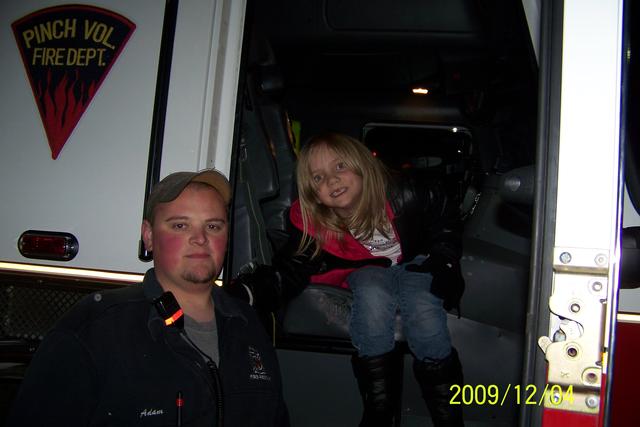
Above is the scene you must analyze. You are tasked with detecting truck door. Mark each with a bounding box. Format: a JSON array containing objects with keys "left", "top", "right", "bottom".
[
  {"left": 0, "top": 0, "right": 244, "bottom": 276},
  {"left": 524, "top": 1, "right": 627, "bottom": 425}
]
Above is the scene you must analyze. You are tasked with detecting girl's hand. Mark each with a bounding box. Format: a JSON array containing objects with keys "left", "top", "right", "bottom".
[{"left": 406, "top": 254, "right": 464, "bottom": 314}]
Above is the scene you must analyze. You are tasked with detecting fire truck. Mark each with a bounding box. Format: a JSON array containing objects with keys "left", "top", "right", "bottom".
[{"left": 0, "top": 0, "right": 637, "bottom": 425}]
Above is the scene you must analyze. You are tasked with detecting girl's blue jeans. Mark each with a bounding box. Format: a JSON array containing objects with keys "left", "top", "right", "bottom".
[{"left": 347, "top": 255, "right": 452, "bottom": 361}]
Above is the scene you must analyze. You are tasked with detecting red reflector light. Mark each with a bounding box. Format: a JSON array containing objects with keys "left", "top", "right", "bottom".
[{"left": 18, "top": 230, "right": 79, "bottom": 261}]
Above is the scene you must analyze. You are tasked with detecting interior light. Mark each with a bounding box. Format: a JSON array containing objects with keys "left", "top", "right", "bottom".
[{"left": 412, "top": 88, "right": 429, "bottom": 95}]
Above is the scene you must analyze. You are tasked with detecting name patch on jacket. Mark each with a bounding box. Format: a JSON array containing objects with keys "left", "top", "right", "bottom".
[
  {"left": 139, "top": 408, "right": 164, "bottom": 418},
  {"left": 248, "top": 346, "right": 271, "bottom": 381}
]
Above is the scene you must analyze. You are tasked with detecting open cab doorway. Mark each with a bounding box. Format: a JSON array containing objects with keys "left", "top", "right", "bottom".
[
  {"left": 229, "top": 0, "right": 538, "bottom": 425},
  {"left": 230, "top": 0, "right": 640, "bottom": 425}
]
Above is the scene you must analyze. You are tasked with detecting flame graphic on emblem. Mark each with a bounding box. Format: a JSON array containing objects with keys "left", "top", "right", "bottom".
[{"left": 35, "top": 69, "right": 97, "bottom": 159}]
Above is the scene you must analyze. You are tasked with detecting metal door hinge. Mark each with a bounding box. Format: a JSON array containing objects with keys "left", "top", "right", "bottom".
[{"left": 537, "top": 247, "right": 609, "bottom": 413}]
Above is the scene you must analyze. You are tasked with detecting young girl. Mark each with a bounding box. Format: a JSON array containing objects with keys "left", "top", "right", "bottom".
[{"left": 275, "top": 132, "right": 465, "bottom": 427}]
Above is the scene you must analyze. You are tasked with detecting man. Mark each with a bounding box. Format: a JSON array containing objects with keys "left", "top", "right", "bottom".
[{"left": 8, "top": 169, "right": 289, "bottom": 426}]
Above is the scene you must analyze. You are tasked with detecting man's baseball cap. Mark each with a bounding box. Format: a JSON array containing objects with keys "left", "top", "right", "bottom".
[{"left": 144, "top": 169, "right": 231, "bottom": 221}]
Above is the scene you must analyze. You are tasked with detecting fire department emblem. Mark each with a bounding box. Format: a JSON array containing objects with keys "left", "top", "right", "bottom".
[
  {"left": 248, "top": 346, "right": 271, "bottom": 381},
  {"left": 12, "top": 5, "right": 135, "bottom": 159}
]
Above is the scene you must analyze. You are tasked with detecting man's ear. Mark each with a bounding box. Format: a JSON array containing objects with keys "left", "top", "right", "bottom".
[{"left": 141, "top": 220, "right": 153, "bottom": 252}]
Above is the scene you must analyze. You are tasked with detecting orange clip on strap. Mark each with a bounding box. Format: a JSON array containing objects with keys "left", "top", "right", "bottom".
[{"left": 164, "top": 308, "right": 184, "bottom": 326}]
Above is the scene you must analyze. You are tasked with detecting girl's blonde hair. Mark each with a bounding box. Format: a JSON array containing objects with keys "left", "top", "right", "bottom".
[{"left": 296, "top": 132, "right": 389, "bottom": 256}]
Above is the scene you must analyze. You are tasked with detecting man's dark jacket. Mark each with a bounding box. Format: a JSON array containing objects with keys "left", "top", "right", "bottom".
[{"left": 8, "top": 269, "right": 289, "bottom": 426}]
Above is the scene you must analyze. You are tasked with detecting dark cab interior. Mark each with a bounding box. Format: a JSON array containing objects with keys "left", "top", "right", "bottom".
[{"left": 228, "top": 1, "right": 540, "bottom": 425}]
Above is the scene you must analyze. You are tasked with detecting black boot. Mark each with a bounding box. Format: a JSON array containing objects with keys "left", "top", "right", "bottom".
[
  {"left": 351, "top": 351, "right": 402, "bottom": 427},
  {"left": 413, "top": 348, "right": 464, "bottom": 427}
]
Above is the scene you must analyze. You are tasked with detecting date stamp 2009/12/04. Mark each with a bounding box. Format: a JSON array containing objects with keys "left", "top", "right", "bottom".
[{"left": 449, "top": 384, "right": 574, "bottom": 406}]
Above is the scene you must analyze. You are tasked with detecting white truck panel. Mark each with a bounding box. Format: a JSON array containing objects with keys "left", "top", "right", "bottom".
[
  {"left": 0, "top": 0, "right": 244, "bottom": 275},
  {"left": 160, "top": 0, "right": 245, "bottom": 176},
  {"left": 555, "top": 0, "right": 622, "bottom": 252}
]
